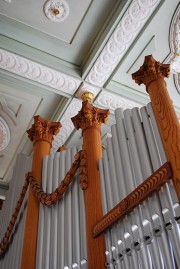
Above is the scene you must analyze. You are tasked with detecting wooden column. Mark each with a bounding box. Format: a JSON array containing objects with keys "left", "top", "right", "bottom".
[
  {"left": 72, "top": 93, "right": 109, "bottom": 269},
  {"left": 21, "top": 116, "right": 61, "bottom": 269},
  {"left": 132, "top": 55, "right": 180, "bottom": 201}
]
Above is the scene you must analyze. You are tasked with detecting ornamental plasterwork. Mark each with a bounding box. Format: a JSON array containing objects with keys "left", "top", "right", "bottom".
[
  {"left": 44, "top": 0, "right": 69, "bottom": 23},
  {"left": 86, "top": 0, "right": 161, "bottom": 87},
  {"left": 75, "top": 83, "right": 101, "bottom": 100},
  {"left": 0, "top": 117, "right": 10, "bottom": 151},
  {"left": 167, "top": 3, "right": 180, "bottom": 93},
  {"left": 0, "top": 49, "right": 81, "bottom": 95},
  {"left": 51, "top": 98, "right": 82, "bottom": 153},
  {"left": 95, "top": 91, "right": 142, "bottom": 111}
]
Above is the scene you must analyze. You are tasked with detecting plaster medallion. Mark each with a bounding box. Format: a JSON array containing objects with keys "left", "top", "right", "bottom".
[
  {"left": 0, "top": 117, "right": 10, "bottom": 151},
  {"left": 44, "top": 0, "right": 69, "bottom": 23}
]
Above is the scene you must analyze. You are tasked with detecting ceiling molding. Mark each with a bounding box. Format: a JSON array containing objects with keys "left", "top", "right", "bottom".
[
  {"left": 95, "top": 91, "right": 142, "bottom": 112},
  {"left": 85, "top": 0, "right": 162, "bottom": 87},
  {"left": 166, "top": 3, "right": 180, "bottom": 93},
  {"left": 51, "top": 98, "right": 82, "bottom": 152},
  {"left": 0, "top": 49, "right": 81, "bottom": 96},
  {"left": 44, "top": 0, "right": 70, "bottom": 23},
  {"left": 0, "top": 117, "right": 10, "bottom": 151},
  {"left": 75, "top": 82, "right": 101, "bottom": 99}
]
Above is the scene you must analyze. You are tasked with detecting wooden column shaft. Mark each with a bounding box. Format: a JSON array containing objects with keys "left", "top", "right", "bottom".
[
  {"left": 21, "top": 116, "right": 61, "bottom": 269},
  {"left": 72, "top": 99, "right": 109, "bottom": 269},
  {"left": 83, "top": 128, "right": 106, "bottom": 269},
  {"left": 132, "top": 55, "right": 180, "bottom": 201}
]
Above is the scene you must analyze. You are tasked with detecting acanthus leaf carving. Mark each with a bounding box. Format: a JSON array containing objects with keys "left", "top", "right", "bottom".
[
  {"left": 71, "top": 101, "right": 110, "bottom": 132},
  {"left": 27, "top": 115, "right": 61, "bottom": 146}
]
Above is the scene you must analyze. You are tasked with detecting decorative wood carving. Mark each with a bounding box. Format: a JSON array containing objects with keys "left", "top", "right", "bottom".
[
  {"left": 93, "top": 162, "right": 172, "bottom": 238},
  {"left": 21, "top": 116, "right": 61, "bottom": 269},
  {"left": 132, "top": 55, "right": 180, "bottom": 201},
  {"left": 79, "top": 149, "right": 88, "bottom": 190},
  {"left": 72, "top": 100, "right": 109, "bottom": 269},
  {"left": 132, "top": 55, "right": 170, "bottom": 89},
  {"left": 71, "top": 101, "right": 109, "bottom": 133},
  {"left": 27, "top": 115, "right": 61, "bottom": 146}
]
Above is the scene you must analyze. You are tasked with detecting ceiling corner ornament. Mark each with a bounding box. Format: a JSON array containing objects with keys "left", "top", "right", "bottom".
[
  {"left": 0, "top": 49, "right": 81, "bottom": 95},
  {"left": 44, "top": 0, "right": 69, "bottom": 23},
  {"left": 0, "top": 117, "right": 10, "bottom": 151},
  {"left": 95, "top": 91, "right": 142, "bottom": 111},
  {"left": 167, "top": 3, "right": 180, "bottom": 93},
  {"left": 85, "top": 0, "right": 161, "bottom": 87}
]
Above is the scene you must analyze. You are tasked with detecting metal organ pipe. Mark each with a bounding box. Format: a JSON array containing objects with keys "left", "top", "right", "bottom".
[
  {"left": 0, "top": 154, "right": 32, "bottom": 269},
  {"left": 35, "top": 147, "right": 87, "bottom": 269},
  {"left": 99, "top": 104, "right": 180, "bottom": 269}
]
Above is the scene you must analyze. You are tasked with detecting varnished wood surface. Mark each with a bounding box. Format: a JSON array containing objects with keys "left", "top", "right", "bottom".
[
  {"left": 148, "top": 78, "right": 180, "bottom": 201},
  {"left": 83, "top": 128, "right": 106, "bottom": 269},
  {"left": 93, "top": 162, "right": 172, "bottom": 237},
  {"left": 20, "top": 141, "right": 51, "bottom": 269}
]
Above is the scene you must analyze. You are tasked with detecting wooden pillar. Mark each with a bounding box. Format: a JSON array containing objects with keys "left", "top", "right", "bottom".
[
  {"left": 72, "top": 92, "right": 109, "bottom": 269},
  {"left": 132, "top": 55, "right": 180, "bottom": 201},
  {"left": 21, "top": 116, "right": 61, "bottom": 269}
]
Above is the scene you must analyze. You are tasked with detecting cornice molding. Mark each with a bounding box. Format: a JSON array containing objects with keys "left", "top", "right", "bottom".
[
  {"left": 0, "top": 49, "right": 81, "bottom": 96},
  {"left": 95, "top": 91, "right": 142, "bottom": 111},
  {"left": 86, "top": 0, "right": 161, "bottom": 87}
]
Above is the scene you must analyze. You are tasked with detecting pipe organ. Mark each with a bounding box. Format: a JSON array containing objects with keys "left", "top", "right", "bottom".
[
  {"left": 0, "top": 154, "right": 32, "bottom": 269},
  {"left": 0, "top": 55, "right": 180, "bottom": 269},
  {"left": 99, "top": 103, "right": 180, "bottom": 269}
]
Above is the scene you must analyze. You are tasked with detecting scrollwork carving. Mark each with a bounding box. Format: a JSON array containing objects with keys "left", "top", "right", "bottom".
[{"left": 86, "top": 0, "right": 161, "bottom": 87}]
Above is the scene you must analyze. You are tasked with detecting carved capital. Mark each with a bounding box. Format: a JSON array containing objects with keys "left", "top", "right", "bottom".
[
  {"left": 132, "top": 55, "right": 170, "bottom": 89},
  {"left": 27, "top": 115, "right": 61, "bottom": 145},
  {"left": 71, "top": 101, "right": 109, "bottom": 131}
]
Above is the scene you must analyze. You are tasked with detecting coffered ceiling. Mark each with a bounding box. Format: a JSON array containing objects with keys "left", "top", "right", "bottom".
[{"left": 0, "top": 0, "right": 180, "bottom": 196}]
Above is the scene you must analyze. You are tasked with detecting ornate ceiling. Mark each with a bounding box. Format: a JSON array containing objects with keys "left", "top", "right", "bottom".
[{"left": 0, "top": 0, "right": 180, "bottom": 196}]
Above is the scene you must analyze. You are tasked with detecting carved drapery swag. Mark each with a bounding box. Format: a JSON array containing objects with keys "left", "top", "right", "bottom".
[{"left": 0, "top": 149, "right": 84, "bottom": 256}]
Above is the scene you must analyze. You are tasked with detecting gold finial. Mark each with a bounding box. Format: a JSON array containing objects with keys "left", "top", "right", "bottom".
[
  {"left": 81, "top": 92, "right": 94, "bottom": 103},
  {"left": 53, "top": 9, "right": 60, "bottom": 15}
]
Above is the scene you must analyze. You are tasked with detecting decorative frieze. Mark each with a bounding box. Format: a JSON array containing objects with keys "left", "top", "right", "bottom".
[
  {"left": 95, "top": 91, "right": 142, "bottom": 111},
  {"left": 0, "top": 49, "right": 81, "bottom": 95},
  {"left": 86, "top": 0, "right": 161, "bottom": 87}
]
